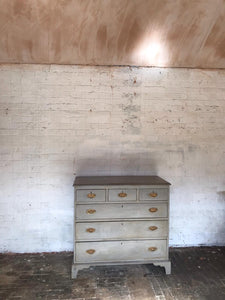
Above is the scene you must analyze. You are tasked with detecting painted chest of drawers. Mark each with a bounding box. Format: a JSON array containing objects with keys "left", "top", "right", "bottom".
[{"left": 72, "top": 176, "right": 171, "bottom": 278}]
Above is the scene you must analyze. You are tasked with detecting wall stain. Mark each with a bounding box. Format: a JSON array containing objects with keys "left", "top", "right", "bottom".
[{"left": 1, "top": 0, "right": 224, "bottom": 67}]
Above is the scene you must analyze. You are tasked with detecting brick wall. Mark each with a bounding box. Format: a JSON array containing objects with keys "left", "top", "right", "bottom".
[{"left": 0, "top": 64, "right": 225, "bottom": 252}]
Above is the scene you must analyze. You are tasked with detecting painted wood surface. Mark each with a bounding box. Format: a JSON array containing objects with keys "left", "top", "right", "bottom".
[
  {"left": 74, "top": 176, "right": 171, "bottom": 186},
  {"left": 109, "top": 189, "right": 137, "bottom": 202},
  {"left": 73, "top": 178, "right": 170, "bottom": 277},
  {"left": 76, "top": 189, "right": 106, "bottom": 202},
  {"left": 76, "top": 220, "right": 168, "bottom": 240},
  {"left": 76, "top": 203, "right": 168, "bottom": 220},
  {"left": 140, "top": 188, "right": 169, "bottom": 201},
  {"left": 75, "top": 240, "right": 168, "bottom": 262}
]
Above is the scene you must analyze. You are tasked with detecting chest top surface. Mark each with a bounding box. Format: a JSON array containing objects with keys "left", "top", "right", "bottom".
[{"left": 74, "top": 176, "right": 171, "bottom": 186}]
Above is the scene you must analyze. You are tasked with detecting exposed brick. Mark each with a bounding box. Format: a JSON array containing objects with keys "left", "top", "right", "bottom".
[{"left": 0, "top": 65, "right": 225, "bottom": 252}]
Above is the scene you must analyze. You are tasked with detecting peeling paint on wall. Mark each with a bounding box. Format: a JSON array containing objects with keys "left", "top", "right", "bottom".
[{"left": 0, "top": 64, "right": 225, "bottom": 252}]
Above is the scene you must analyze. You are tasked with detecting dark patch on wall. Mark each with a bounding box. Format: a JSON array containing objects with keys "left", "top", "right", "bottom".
[{"left": 217, "top": 191, "right": 225, "bottom": 202}]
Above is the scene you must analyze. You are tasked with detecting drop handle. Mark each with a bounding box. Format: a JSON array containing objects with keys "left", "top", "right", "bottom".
[
  {"left": 86, "top": 228, "right": 96, "bottom": 233},
  {"left": 86, "top": 209, "right": 96, "bottom": 214},
  {"left": 149, "top": 226, "right": 158, "bottom": 231},
  {"left": 118, "top": 192, "right": 127, "bottom": 197},
  {"left": 149, "top": 192, "right": 158, "bottom": 197},
  {"left": 87, "top": 192, "right": 96, "bottom": 199},
  {"left": 86, "top": 249, "right": 95, "bottom": 254},
  {"left": 149, "top": 207, "right": 158, "bottom": 213},
  {"left": 148, "top": 247, "right": 157, "bottom": 252}
]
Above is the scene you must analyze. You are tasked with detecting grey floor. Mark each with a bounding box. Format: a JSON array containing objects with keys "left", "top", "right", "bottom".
[{"left": 0, "top": 247, "right": 225, "bottom": 299}]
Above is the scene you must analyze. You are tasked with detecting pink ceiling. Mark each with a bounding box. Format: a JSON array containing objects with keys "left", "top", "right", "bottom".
[{"left": 0, "top": 0, "right": 224, "bottom": 68}]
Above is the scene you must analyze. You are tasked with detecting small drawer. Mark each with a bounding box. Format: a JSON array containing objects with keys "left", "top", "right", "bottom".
[
  {"left": 140, "top": 188, "right": 169, "bottom": 201},
  {"left": 109, "top": 189, "right": 136, "bottom": 201},
  {"left": 76, "top": 189, "right": 105, "bottom": 202},
  {"left": 76, "top": 203, "right": 168, "bottom": 220},
  {"left": 76, "top": 220, "right": 168, "bottom": 240},
  {"left": 75, "top": 240, "right": 167, "bottom": 262}
]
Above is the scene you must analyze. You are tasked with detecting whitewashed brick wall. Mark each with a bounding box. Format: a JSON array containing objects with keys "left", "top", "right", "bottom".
[{"left": 0, "top": 64, "right": 225, "bottom": 252}]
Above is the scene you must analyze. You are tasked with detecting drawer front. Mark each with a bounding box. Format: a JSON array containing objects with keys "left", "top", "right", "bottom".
[
  {"left": 76, "top": 189, "right": 105, "bottom": 202},
  {"left": 76, "top": 240, "right": 167, "bottom": 262},
  {"left": 109, "top": 189, "right": 137, "bottom": 202},
  {"left": 76, "top": 203, "right": 168, "bottom": 220},
  {"left": 140, "top": 188, "right": 169, "bottom": 201},
  {"left": 76, "top": 220, "right": 168, "bottom": 240}
]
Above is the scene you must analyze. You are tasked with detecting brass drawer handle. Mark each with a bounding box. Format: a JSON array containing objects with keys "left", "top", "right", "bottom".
[
  {"left": 86, "top": 209, "right": 96, "bottom": 214},
  {"left": 149, "top": 207, "right": 158, "bottom": 213},
  {"left": 148, "top": 247, "right": 157, "bottom": 252},
  {"left": 118, "top": 192, "right": 127, "bottom": 198},
  {"left": 86, "top": 249, "right": 95, "bottom": 254},
  {"left": 87, "top": 192, "right": 96, "bottom": 199},
  {"left": 149, "top": 192, "right": 158, "bottom": 197},
  {"left": 149, "top": 226, "right": 158, "bottom": 231},
  {"left": 86, "top": 228, "right": 96, "bottom": 233}
]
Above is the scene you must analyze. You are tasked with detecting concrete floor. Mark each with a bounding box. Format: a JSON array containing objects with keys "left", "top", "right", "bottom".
[{"left": 0, "top": 247, "right": 225, "bottom": 300}]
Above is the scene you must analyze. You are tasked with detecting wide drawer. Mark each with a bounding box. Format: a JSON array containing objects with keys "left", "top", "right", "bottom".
[
  {"left": 76, "top": 189, "right": 105, "bottom": 202},
  {"left": 76, "top": 240, "right": 167, "bottom": 262},
  {"left": 109, "top": 189, "right": 136, "bottom": 201},
  {"left": 76, "top": 203, "right": 168, "bottom": 220},
  {"left": 76, "top": 220, "right": 168, "bottom": 240},
  {"left": 140, "top": 188, "right": 169, "bottom": 201}
]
